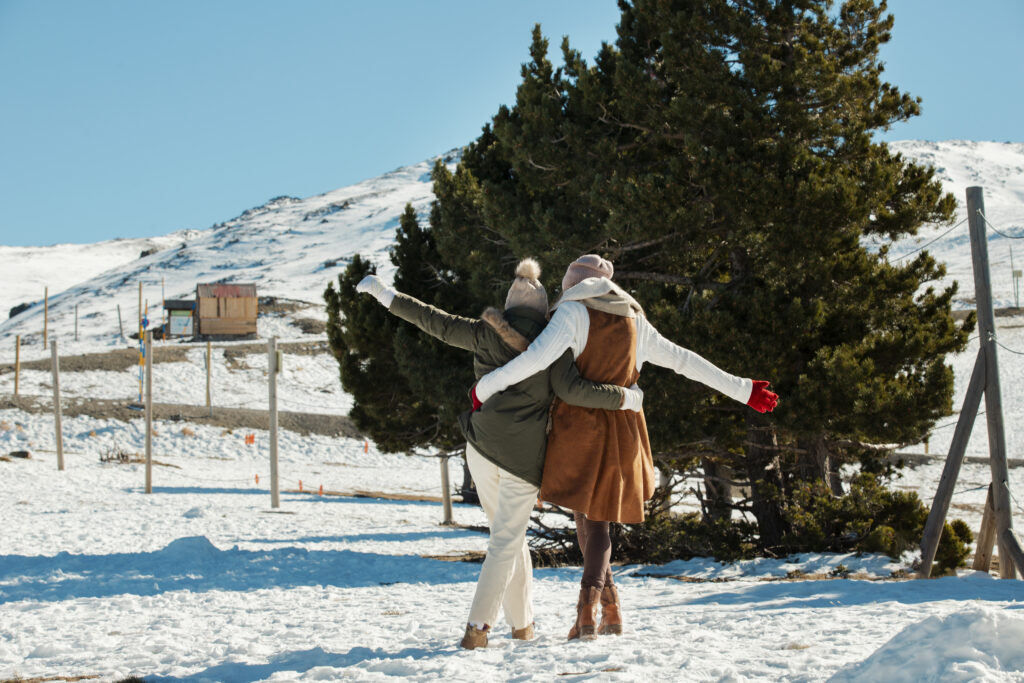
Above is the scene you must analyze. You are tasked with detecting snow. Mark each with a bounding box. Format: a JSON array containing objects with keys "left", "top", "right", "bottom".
[
  {"left": 2, "top": 141, "right": 1024, "bottom": 681},
  {"left": 830, "top": 607, "right": 1024, "bottom": 682}
]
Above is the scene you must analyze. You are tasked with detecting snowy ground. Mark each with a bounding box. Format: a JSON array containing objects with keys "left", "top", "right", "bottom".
[
  {"left": 3, "top": 142, "right": 1024, "bottom": 681},
  {"left": 2, "top": 310, "right": 1024, "bottom": 681},
  {"left": 2, "top": 410, "right": 1024, "bottom": 683}
]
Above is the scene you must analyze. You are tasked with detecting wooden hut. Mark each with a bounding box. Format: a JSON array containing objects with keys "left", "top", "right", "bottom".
[{"left": 196, "top": 283, "right": 258, "bottom": 337}]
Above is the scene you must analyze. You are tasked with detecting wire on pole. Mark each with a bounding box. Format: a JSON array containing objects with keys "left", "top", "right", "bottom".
[
  {"left": 888, "top": 217, "right": 969, "bottom": 264},
  {"left": 977, "top": 210, "right": 1024, "bottom": 240}
]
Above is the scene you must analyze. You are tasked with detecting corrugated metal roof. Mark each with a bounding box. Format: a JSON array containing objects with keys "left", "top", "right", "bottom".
[{"left": 196, "top": 283, "right": 257, "bottom": 298}]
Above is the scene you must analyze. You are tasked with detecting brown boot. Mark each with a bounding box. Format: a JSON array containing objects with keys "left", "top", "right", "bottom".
[
  {"left": 567, "top": 586, "right": 600, "bottom": 640},
  {"left": 511, "top": 623, "right": 535, "bottom": 641},
  {"left": 460, "top": 623, "right": 489, "bottom": 650},
  {"left": 597, "top": 584, "right": 622, "bottom": 635}
]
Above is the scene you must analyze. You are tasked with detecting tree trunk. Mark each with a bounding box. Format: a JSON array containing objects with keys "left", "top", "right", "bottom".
[
  {"left": 744, "top": 414, "right": 786, "bottom": 549},
  {"left": 701, "top": 457, "right": 733, "bottom": 522},
  {"left": 796, "top": 433, "right": 844, "bottom": 496}
]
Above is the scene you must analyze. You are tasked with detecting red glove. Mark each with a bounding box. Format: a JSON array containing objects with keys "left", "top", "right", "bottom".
[
  {"left": 471, "top": 385, "right": 482, "bottom": 412},
  {"left": 747, "top": 380, "right": 778, "bottom": 413}
]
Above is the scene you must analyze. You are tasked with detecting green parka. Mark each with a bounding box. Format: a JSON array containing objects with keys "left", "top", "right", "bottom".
[{"left": 388, "top": 293, "right": 625, "bottom": 487}]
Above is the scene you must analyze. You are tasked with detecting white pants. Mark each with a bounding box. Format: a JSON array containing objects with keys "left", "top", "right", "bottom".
[{"left": 465, "top": 443, "right": 540, "bottom": 630}]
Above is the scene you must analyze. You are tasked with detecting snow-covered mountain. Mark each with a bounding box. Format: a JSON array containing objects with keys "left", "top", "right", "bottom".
[
  {"left": 886, "top": 140, "right": 1024, "bottom": 309},
  {"left": 1, "top": 141, "right": 1022, "bottom": 355},
  {"left": 0, "top": 153, "right": 456, "bottom": 354}
]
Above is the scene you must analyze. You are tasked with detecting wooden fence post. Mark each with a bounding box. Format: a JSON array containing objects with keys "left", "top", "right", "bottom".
[
  {"left": 269, "top": 337, "right": 280, "bottom": 509},
  {"left": 14, "top": 335, "right": 20, "bottom": 399},
  {"left": 75, "top": 304, "right": 78, "bottom": 342},
  {"left": 145, "top": 331, "right": 153, "bottom": 494},
  {"left": 967, "top": 186, "right": 1015, "bottom": 579},
  {"left": 973, "top": 484, "right": 997, "bottom": 572},
  {"left": 50, "top": 340, "right": 64, "bottom": 471},
  {"left": 1001, "top": 529, "right": 1024, "bottom": 577},
  {"left": 117, "top": 304, "right": 124, "bottom": 339},
  {"left": 919, "top": 353, "right": 986, "bottom": 577},
  {"left": 440, "top": 455, "right": 454, "bottom": 525},
  {"left": 205, "top": 341, "right": 212, "bottom": 411}
]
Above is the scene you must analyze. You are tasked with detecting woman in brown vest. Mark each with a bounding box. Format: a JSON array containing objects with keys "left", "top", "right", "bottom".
[{"left": 472, "top": 255, "right": 778, "bottom": 639}]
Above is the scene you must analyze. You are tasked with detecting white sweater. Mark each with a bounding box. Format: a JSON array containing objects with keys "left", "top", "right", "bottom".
[{"left": 474, "top": 300, "right": 753, "bottom": 405}]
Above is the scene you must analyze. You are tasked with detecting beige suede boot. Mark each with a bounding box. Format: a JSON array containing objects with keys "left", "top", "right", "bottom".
[
  {"left": 511, "top": 623, "right": 535, "bottom": 640},
  {"left": 460, "top": 623, "right": 489, "bottom": 650},
  {"left": 597, "top": 584, "right": 622, "bottom": 635},
  {"left": 567, "top": 586, "right": 600, "bottom": 640}
]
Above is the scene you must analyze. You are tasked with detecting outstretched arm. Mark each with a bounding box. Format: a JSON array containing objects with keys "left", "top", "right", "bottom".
[
  {"left": 357, "top": 274, "right": 480, "bottom": 352},
  {"left": 474, "top": 303, "right": 584, "bottom": 403},
  {"left": 636, "top": 316, "right": 763, "bottom": 407}
]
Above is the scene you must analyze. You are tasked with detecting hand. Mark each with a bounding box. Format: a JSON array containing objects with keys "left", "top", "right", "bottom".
[
  {"left": 471, "top": 385, "right": 483, "bottom": 412},
  {"left": 619, "top": 383, "right": 644, "bottom": 412},
  {"left": 747, "top": 380, "right": 778, "bottom": 413},
  {"left": 356, "top": 274, "right": 396, "bottom": 307}
]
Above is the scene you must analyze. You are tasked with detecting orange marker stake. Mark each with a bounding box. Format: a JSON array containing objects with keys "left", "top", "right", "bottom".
[
  {"left": 255, "top": 474, "right": 260, "bottom": 485},
  {"left": 364, "top": 440, "right": 369, "bottom": 454},
  {"left": 299, "top": 480, "right": 303, "bottom": 492},
  {"left": 318, "top": 484, "right": 323, "bottom": 496}
]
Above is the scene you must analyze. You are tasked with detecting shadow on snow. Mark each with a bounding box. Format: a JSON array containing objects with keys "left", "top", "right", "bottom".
[
  {"left": 0, "top": 536, "right": 480, "bottom": 604},
  {"left": 654, "top": 574, "right": 1024, "bottom": 611},
  {"left": 145, "top": 645, "right": 452, "bottom": 682}
]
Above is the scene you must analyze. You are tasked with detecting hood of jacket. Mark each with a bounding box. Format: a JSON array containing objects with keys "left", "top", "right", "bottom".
[{"left": 480, "top": 305, "right": 546, "bottom": 352}]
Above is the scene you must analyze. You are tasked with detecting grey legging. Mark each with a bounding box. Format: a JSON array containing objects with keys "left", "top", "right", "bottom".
[{"left": 574, "top": 511, "right": 614, "bottom": 590}]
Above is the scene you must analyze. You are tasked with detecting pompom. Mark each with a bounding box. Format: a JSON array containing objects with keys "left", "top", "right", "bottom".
[{"left": 515, "top": 257, "right": 541, "bottom": 281}]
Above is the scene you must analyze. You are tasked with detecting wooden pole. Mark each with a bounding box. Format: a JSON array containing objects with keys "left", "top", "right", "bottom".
[
  {"left": 205, "top": 341, "right": 212, "bottom": 410},
  {"left": 973, "top": 484, "right": 997, "bottom": 572},
  {"left": 75, "top": 304, "right": 78, "bottom": 342},
  {"left": 269, "top": 337, "right": 280, "bottom": 509},
  {"left": 967, "top": 186, "right": 1015, "bottom": 579},
  {"left": 144, "top": 331, "right": 153, "bottom": 494},
  {"left": 14, "top": 335, "right": 20, "bottom": 399},
  {"left": 918, "top": 351, "right": 986, "bottom": 577},
  {"left": 1001, "top": 529, "right": 1024, "bottom": 578},
  {"left": 440, "top": 455, "right": 453, "bottom": 525},
  {"left": 43, "top": 286, "right": 48, "bottom": 348},
  {"left": 50, "top": 340, "right": 64, "bottom": 471},
  {"left": 117, "top": 305, "right": 124, "bottom": 339}
]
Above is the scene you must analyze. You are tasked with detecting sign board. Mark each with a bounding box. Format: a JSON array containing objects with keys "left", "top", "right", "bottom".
[{"left": 169, "top": 310, "right": 194, "bottom": 336}]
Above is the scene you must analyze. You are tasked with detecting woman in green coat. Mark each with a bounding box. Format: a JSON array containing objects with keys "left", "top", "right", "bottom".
[{"left": 357, "top": 258, "right": 642, "bottom": 650}]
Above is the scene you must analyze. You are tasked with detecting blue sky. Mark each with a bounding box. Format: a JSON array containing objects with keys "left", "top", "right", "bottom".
[{"left": 1, "top": 0, "right": 1020, "bottom": 247}]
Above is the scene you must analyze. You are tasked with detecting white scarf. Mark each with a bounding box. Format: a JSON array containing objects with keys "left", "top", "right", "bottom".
[{"left": 552, "top": 277, "right": 644, "bottom": 318}]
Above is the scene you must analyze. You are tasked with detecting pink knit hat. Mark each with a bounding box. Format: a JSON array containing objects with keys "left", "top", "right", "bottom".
[{"left": 561, "top": 254, "right": 614, "bottom": 291}]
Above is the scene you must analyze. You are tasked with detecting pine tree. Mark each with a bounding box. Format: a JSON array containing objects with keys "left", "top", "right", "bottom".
[
  {"left": 327, "top": 0, "right": 973, "bottom": 555},
  {"left": 324, "top": 253, "right": 437, "bottom": 453},
  {"left": 419, "top": 1, "right": 973, "bottom": 549},
  {"left": 325, "top": 205, "right": 485, "bottom": 453}
]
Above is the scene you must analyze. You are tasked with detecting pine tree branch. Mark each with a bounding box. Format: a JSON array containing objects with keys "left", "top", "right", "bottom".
[
  {"left": 525, "top": 156, "right": 558, "bottom": 172},
  {"left": 606, "top": 234, "right": 680, "bottom": 259},
  {"left": 615, "top": 271, "right": 728, "bottom": 289},
  {"left": 825, "top": 439, "right": 897, "bottom": 453}
]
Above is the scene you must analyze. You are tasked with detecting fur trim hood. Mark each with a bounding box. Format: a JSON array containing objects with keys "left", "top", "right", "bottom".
[{"left": 481, "top": 307, "right": 531, "bottom": 352}]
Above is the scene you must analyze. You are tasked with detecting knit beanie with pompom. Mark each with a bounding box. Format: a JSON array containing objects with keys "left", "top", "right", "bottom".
[
  {"left": 504, "top": 258, "right": 548, "bottom": 314},
  {"left": 561, "top": 254, "right": 614, "bottom": 291}
]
